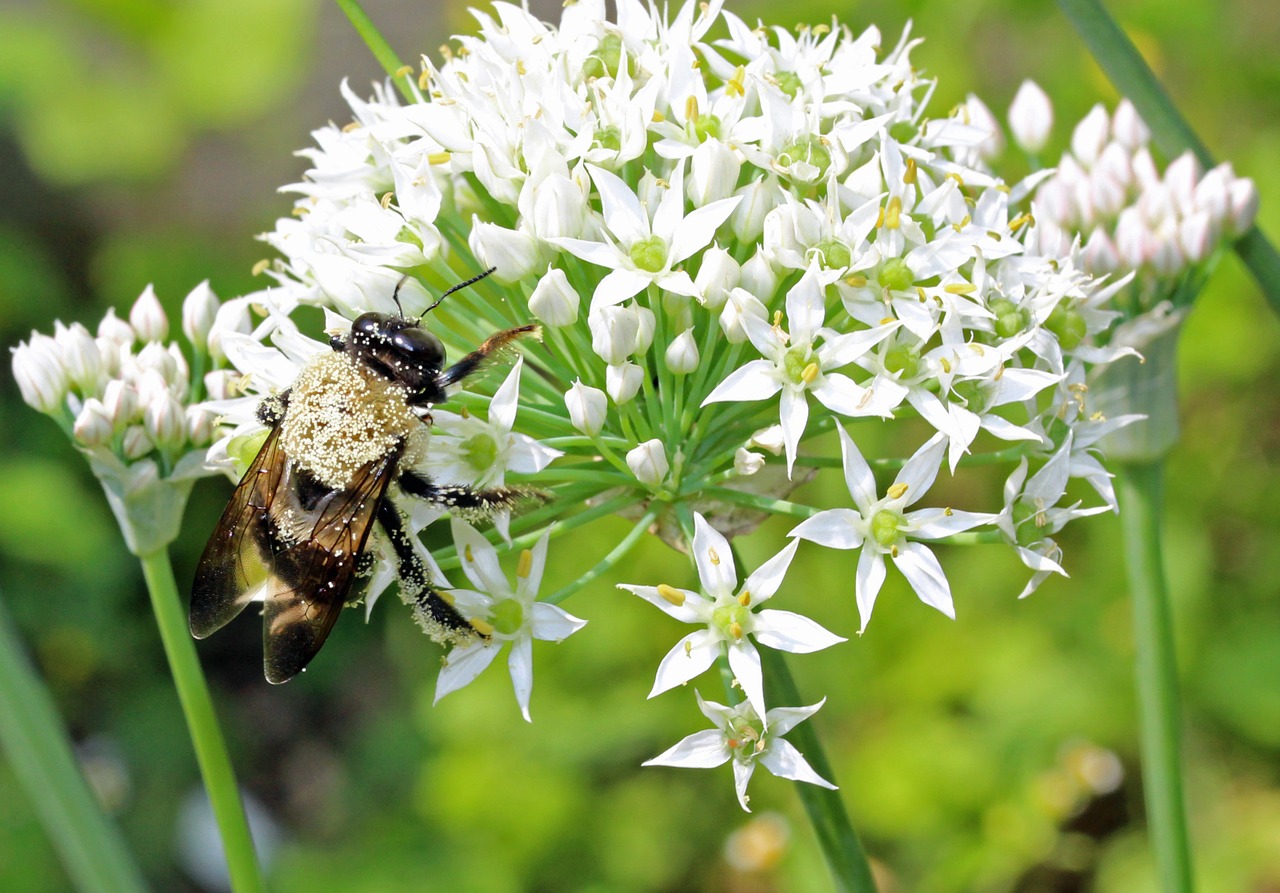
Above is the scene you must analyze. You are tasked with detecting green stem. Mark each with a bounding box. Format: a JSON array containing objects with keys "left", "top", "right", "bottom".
[
  {"left": 334, "top": 0, "right": 416, "bottom": 103},
  {"left": 1055, "top": 0, "right": 1280, "bottom": 312},
  {"left": 137, "top": 551, "right": 266, "bottom": 893},
  {"left": 760, "top": 649, "right": 878, "bottom": 893},
  {"left": 0, "top": 600, "right": 150, "bottom": 893},
  {"left": 1117, "top": 462, "right": 1194, "bottom": 893}
]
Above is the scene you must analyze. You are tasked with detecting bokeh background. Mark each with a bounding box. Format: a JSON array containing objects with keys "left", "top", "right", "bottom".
[{"left": 1, "top": 0, "right": 1277, "bottom": 891}]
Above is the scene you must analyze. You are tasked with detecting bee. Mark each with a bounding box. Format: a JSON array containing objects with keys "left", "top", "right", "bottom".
[{"left": 190, "top": 268, "right": 541, "bottom": 683}]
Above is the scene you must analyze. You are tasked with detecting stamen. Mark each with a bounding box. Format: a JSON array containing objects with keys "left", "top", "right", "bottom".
[
  {"left": 470, "top": 617, "right": 495, "bottom": 636},
  {"left": 657, "top": 584, "right": 686, "bottom": 607},
  {"left": 887, "top": 482, "right": 908, "bottom": 499},
  {"left": 801, "top": 362, "right": 819, "bottom": 384},
  {"left": 517, "top": 549, "right": 533, "bottom": 579}
]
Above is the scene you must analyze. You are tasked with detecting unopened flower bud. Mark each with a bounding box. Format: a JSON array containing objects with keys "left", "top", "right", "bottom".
[
  {"left": 1192, "top": 163, "right": 1233, "bottom": 223},
  {"left": 1070, "top": 104, "right": 1110, "bottom": 167},
  {"left": 130, "top": 285, "right": 169, "bottom": 342},
  {"left": 529, "top": 174, "right": 589, "bottom": 240},
  {"left": 12, "top": 334, "right": 69, "bottom": 414},
  {"left": 1082, "top": 226, "right": 1121, "bottom": 275},
  {"left": 182, "top": 281, "right": 220, "bottom": 350},
  {"left": 121, "top": 425, "right": 154, "bottom": 460},
  {"left": 1227, "top": 178, "right": 1259, "bottom": 236},
  {"left": 102, "top": 379, "right": 139, "bottom": 426},
  {"left": 1149, "top": 231, "right": 1185, "bottom": 277},
  {"left": 1009, "top": 80, "right": 1053, "bottom": 154},
  {"left": 186, "top": 406, "right": 217, "bottom": 445},
  {"left": 74, "top": 398, "right": 114, "bottom": 447},
  {"left": 590, "top": 305, "right": 640, "bottom": 365},
  {"left": 528, "top": 267, "right": 580, "bottom": 327},
  {"left": 1178, "top": 212, "right": 1215, "bottom": 264},
  {"left": 1111, "top": 99, "right": 1150, "bottom": 149},
  {"left": 695, "top": 245, "right": 740, "bottom": 311},
  {"left": 469, "top": 218, "right": 542, "bottom": 283},
  {"left": 748, "top": 425, "right": 786, "bottom": 455},
  {"left": 1163, "top": 152, "right": 1201, "bottom": 217},
  {"left": 1115, "top": 207, "right": 1154, "bottom": 269},
  {"left": 54, "top": 321, "right": 103, "bottom": 393},
  {"left": 1089, "top": 168, "right": 1127, "bottom": 219},
  {"left": 690, "top": 138, "right": 741, "bottom": 206},
  {"left": 731, "top": 177, "right": 784, "bottom": 244},
  {"left": 145, "top": 393, "right": 187, "bottom": 450},
  {"left": 203, "top": 369, "right": 239, "bottom": 402},
  {"left": 606, "top": 362, "right": 643, "bottom": 404},
  {"left": 962, "top": 93, "right": 1004, "bottom": 161},
  {"left": 720, "top": 288, "right": 768, "bottom": 344},
  {"left": 97, "top": 308, "right": 135, "bottom": 348},
  {"left": 1094, "top": 142, "right": 1132, "bottom": 193},
  {"left": 565, "top": 380, "right": 608, "bottom": 436},
  {"left": 734, "top": 448, "right": 766, "bottom": 476},
  {"left": 739, "top": 250, "right": 778, "bottom": 300},
  {"left": 633, "top": 305, "right": 656, "bottom": 356},
  {"left": 626, "top": 439, "right": 669, "bottom": 487},
  {"left": 135, "top": 343, "right": 179, "bottom": 386},
  {"left": 208, "top": 298, "right": 253, "bottom": 362},
  {"left": 665, "top": 328, "right": 700, "bottom": 374}
]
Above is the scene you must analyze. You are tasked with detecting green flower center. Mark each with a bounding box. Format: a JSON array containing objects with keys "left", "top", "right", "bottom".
[
  {"left": 1046, "top": 304, "right": 1087, "bottom": 350},
  {"left": 583, "top": 34, "right": 625, "bottom": 81},
  {"left": 727, "top": 717, "right": 764, "bottom": 761},
  {"left": 693, "top": 113, "right": 722, "bottom": 143},
  {"left": 775, "top": 71, "right": 803, "bottom": 99},
  {"left": 812, "top": 238, "right": 852, "bottom": 270},
  {"left": 989, "top": 298, "right": 1029, "bottom": 339},
  {"left": 711, "top": 601, "right": 751, "bottom": 640},
  {"left": 883, "top": 343, "right": 921, "bottom": 379},
  {"left": 870, "top": 509, "right": 905, "bottom": 548},
  {"left": 490, "top": 598, "right": 524, "bottom": 636},
  {"left": 888, "top": 120, "right": 918, "bottom": 143},
  {"left": 1011, "top": 500, "right": 1044, "bottom": 548},
  {"left": 877, "top": 258, "right": 914, "bottom": 292},
  {"left": 594, "top": 125, "right": 622, "bottom": 153},
  {"left": 952, "top": 379, "right": 989, "bottom": 413},
  {"left": 630, "top": 235, "right": 669, "bottom": 273},
  {"left": 462, "top": 433, "right": 498, "bottom": 472},
  {"left": 782, "top": 346, "right": 814, "bottom": 385},
  {"left": 778, "top": 134, "right": 830, "bottom": 177}
]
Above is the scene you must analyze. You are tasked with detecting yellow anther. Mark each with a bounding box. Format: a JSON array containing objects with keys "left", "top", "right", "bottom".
[
  {"left": 419, "top": 68, "right": 431, "bottom": 90},
  {"left": 394, "top": 65, "right": 414, "bottom": 79},
  {"left": 427, "top": 151, "right": 452, "bottom": 165},
  {"left": 738, "top": 590, "right": 751, "bottom": 606},
  {"left": 890, "top": 545, "right": 899, "bottom": 558},
  {"left": 342, "top": 121, "right": 361, "bottom": 133},
  {"left": 516, "top": 59, "right": 527, "bottom": 76},
  {"left": 729, "top": 621, "right": 744, "bottom": 639},
  {"left": 470, "top": 617, "right": 495, "bottom": 636},
  {"left": 940, "top": 357, "right": 952, "bottom": 373},
  {"left": 708, "top": 547, "right": 721, "bottom": 566},
  {"left": 464, "top": 544, "right": 474, "bottom": 563},
  {"left": 887, "top": 482, "right": 908, "bottom": 500},
  {"left": 845, "top": 274, "right": 867, "bottom": 287},
  {"left": 944, "top": 507, "right": 953, "bottom": 516},
  {"left": 439, "top": 45, "right": 453, "bottom": 61},
  {"left": 439, "top": 591, "right": 457, "bottom": 606},
  {"left": 970, "top": 343, "right": 986, "bottom": 356},
  {"left": 773, "top": 310, "right": 784, "bottom": 327},
  {"left": 727, "top": 65, "right": 746, "bottom": 97},
  {"left": 657, "top": 584, "right": 686, "bottom": 607},
  {"left": 460, "top": 405, "right": 472, "bottom": 419},
  {"left": 684, "top": 640, "right": 693, "bottom": 656},
  {"left": 652, "top": 110, "right": 666, "bottom": 123},
  {"left": 685, "top": 95, "right": 699, "bottom": 123},
  {"left": 381, "top": 192, "right": 395, "bottom": 210},
  {"left": 883, "top": 196, "right": 902, "bottom": 230},
  {"left": 904, "top": 157, "right": 918, "bottom": 184},
  {"left": 945, "top": 172, "right": 965, "bottom": 187},
  {"left": 994, "top": 365, "right": 1005, "bottom": 381},
  {"left": 1009, "top": 213, "right": 1034, "bottom": 232},
  {"left": 251, "top": 259, "right": 271, "bottom": 276},
  {"left": 916, "top": 287, "right": 928, "bottom": 301},
  {"left": 879, "top": 317, "right": 895, "bottom": 326},
  {"left": 801, "top": 362, "right": 819, "bottom": 384},
  {"left": 945, "top": 283, "right": 977, "bottom": 295},
  {"left": 517, "top": 549, "right": 533, "bottom": 579}
]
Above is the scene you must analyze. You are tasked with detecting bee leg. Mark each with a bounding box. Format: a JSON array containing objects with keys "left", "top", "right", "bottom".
[
  {"left": 375, "top": 498, "right": 484, "bottom": 642},
  {"left": 434, "top": 324, "right": 542, "bottom": 389},
  {"left": 398, "top": 469, "right": 548, "bottom": 521},
  {"left": 255, "top": 388, "right": 291, "bottom": 428}
]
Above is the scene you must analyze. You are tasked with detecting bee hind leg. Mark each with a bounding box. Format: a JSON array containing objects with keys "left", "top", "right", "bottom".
[
  {"left": 435, "top": 324, "right": 541, "bottom": 389},
  {"left": 398, "top": 469, "right": 549, "bottom": 522}
]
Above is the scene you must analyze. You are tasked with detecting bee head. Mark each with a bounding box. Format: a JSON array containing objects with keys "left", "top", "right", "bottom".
[{"left": 347, "top": 313, "right": 448, "bottom": 397}]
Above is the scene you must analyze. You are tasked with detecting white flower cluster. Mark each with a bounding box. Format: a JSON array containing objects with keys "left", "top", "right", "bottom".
[{"left": 11, "top": 284, "right": 240, "bottom": 555}]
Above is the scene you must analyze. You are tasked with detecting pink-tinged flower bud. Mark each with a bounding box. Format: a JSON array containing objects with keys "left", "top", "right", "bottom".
[
  {"left": 469, "top": 218, "right": 542, "bottom": 283},
  {"left": 1095, "top": 142, "right": 1132, "bottom": 192},
  {"left": 186, "top": 406, "right": 218, "bottom": 445},
  {"left": 731, "top": 177, "right": 784, "bottom": 244},
  {"left": 626, "top": 438, "right": 669, "bottom": 487},
  {"left": 102, "top": 379, "right": 139, "bottom": 427},
  {"left": 121, "top": 425, "right": 154, "bottom": 460},
  {"left": 1115, "top": 207, "right": 1155, "bottom": 269},
  {"left": 1192, "top": 163, "right": 1233, "bottom": 223},
  {"left": 74, "top": 398, "right": 114, "bottom": 447},
  {"left": 1029, "top": 217, "right": 1072, "bottom": 258},
  {"left": 1137, "top": 182, "right": 1175, "bottom": 227},
  {"left": 734, "top": 447, "right": 765, "bottom": 476},
  {"left": 1070, "top": 104, "right": 1110, "bottom": 167},
  {"left": 527, "top": 174, "right": 589, "bottom": 240},
  {"left": 97, "top": 307, "right": 135, "bottom": 347},
  {"left": 1009, "top": 80, "right": 1053, "bottom": 154},
  {"left": 528, "top": 267, "right": 581, "bottom": 326},
  {"left": 135, "top": 343, "right": 179, "bottom": 386},
  {"left": 207, "top": 298, "right": 252, "bottom": 362},
  {"left": 1163, "top": 152, "right": 1201, "bottom": 217},
  {"left": 739, "top": 250, "right": 778, "bottom": 300},
  {"left": 54, "top": 321, "right": 103, "bottom": 393},
  {"left": 182, "top": 281, "right": 220, "bottom": 350},
  {"left": 665, "top": 328, "right": 700, "bottom": 374},
  {"left": 1111, "top": 99, "right": 1150, "bottom": 149},
  {"left": 1149, "top": 229, "right": 1185, "bottom": 277},
  {"left": 1227, "top": 177, "right": 1258, "bottom": 236},
  {"left": 130, "top": 285, "right": 169, "bottom": 342},
  {"left": 589, "top": 306, "right": 640, "bottom": 365},
  {"left": 1082, "top": 226, "right": 1121, "bottom": 275},
  {"left": 1089, "top": 168, "right": 1128, "bottom": 219},
  {"left": 12, "top": 334, "right": 69, "bottom": 414},
  {"left": 963, "top": 93, "right": 1005, "bottom": 161},
  {"left": 606, "top": 362, "right": 643, "bottom": 404},
  {"left": 633, "top": 305, "right": 656, "bottom": 356},
  {"left": 145, "top": 393, "right": 187, "bottom": 451},
  {"left": 565, "top": 380, "right": 608, "bottom": 436},
  {"left": 1178, "top": 211, "right": 1215, "bottom": 264},
  {"left": 134, "top": 369, "right": 172, "bottom": 416},
  {"left": 203, "top": 370, "right": 239, "bottom": 402},
  {"left": 695, "top": 245, "right": 740, "bottom": 311},
  {"left": 1033, "top": 178, "right": 1072, "bottom": 226},
  {"left": 1130, "top": 146, "right": 1160, "bottom": 191},
  {"left": 690, "top": 138, "right": 742, "bottom": 206},
  {"left": 719, "top": 288, "right": 768, "bottom": 344}
]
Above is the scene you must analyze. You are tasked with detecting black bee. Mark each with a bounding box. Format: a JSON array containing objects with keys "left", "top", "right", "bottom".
[{"left": 190, "top": 268, "right": 541, "bottom": 683}]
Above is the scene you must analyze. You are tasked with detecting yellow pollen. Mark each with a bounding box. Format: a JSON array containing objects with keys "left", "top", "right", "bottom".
[
  {"left": 944, "top": 507, "right": 954, "bottom": 516},
  {"left": 516, "top": 59, "right": 527, "bottom": 75},
  {"left": 945, "top": 283, "right": 977, "bottom": 295},
  {"left": 470, "top": 617, "right": 495, "bottom": 636},
  {"left": 685, "top": 95, "right": 699, "bottom": 123},
  {"left": 708, "top": 547, "right": 721, "bottom": 566},
  {"left": 394, "top": 65, "right": 413, "bottom": 79},
  {"left": 251, "top": 259, "right": 271, "bottom": 276},
  {"left": 813, "top": 23, "right": 830, "bottom": 35},
  {"left": 517, "top": 549, "right": 533, "bottom": 579},
  {"left": 381, "top": 192, "right": 395, "bottom": 210},
  {"left": 738, "top": 590, "right": 751, "bottom": 606},
  {"left": 729, "top": 621, "right": 744, "bottom": 639},
  {"left": 801, "top": 362, "right": 819, "bottom": 384},
  {"left": 657, "top": 584, "right": 686, "bottom": 607},
  {"left": 887, "top": 482, "right": 908, "bottom": 500},
  {"left": 940, "top": 357, "right": 952, "bottom": 373},
  {"left": 1009, "top": 213, "right": 1034, "bottom": 232},
  {"left": 464, "top": 544, "right": 474, "bottom": 563},
  {"left": 879, "top": 317, "right": 895, "bottom": 326},
  {"left": 883, "top": 196, "right": 902, "bottom": 229},
  {"left": 428, "top": 151, "right": 452, "bottom": 165},
  {"left": 652, "top": 110, "right": 666, "bottom": 123},
  {"left": 904, "top": 157, "right": 918, "bottom": 184},
  {"left": 845, "top": 274, "right": 867, "bottom": 287}
]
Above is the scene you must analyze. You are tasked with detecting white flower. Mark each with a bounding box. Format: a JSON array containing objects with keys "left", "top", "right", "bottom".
[
  {"left": 625, "top": 439, "right": 669, "bottom": 487},
  {"left": 528, "top": 267, "right": 581, "bottom": 327},
  {"left": 565, "top": 380, "right": 607, "bottom": 436},
  {"left": 435, "top": 522, "right": 586, "bottom": 721},
  {"left": 790, "top": 428, "right": 995, "bottom": 632},
  {"left": 619, "top": 513, "right": 843, "bottom": 717},
  {"left": 644, "top": 692, "right": 835, "bottom": 811},
  {"left": 1009, "top": 80, "right": 1053, "bottom": 154}
]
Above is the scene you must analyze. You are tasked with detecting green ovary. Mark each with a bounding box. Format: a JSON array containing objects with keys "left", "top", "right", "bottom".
[
  {"left": 813, "top": 239, "right": 851, "bottom": 270},
  {"left": 491, "top": 598, "right": 524, "bottom": 636},
  {"left": 711, "top": 602, "right": 750, "bottom": 640},
  {"left": 693, "top": 114, "right": 722, "bottom": 142},
  {"left": 463, "top": 434, "right": 498, "bottom": 472},
  {"left": 870, "top": 509, "right": 905, "bottom": 548},
  {"left": 778, "top": 134, "right": 830, "bottom": 176},
  {"left": 782, "top": 347, "right": 813, "bottom": 385},
  {"left": 877, "top": 258, "right": 913, "bottom": 292},
  {"left": 989, "top": 298, "right": 1029, "bottom": 338},
  {"left": 883, "top": 343, "right": 920, "bottom": 379},
  {"left": 1047, "top": 304, "right": 1087, "bottom": 350},
  {"left": 1011, "top": 501, "right": 1044, "bottom": 548},
  {"left": 630, "top": 235, "right": 668, "bottom": 273}
]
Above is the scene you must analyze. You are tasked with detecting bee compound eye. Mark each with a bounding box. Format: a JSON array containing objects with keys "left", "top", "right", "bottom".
[{"left": 391, "top": 327, "right": 446, "bottom": 372}]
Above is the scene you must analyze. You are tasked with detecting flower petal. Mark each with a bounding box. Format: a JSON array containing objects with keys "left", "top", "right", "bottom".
[
  {"left": 693, "top": 513, "right": 739, "bottom": 596},
  {"left": 530, "top": 602, "right": 587, "bottom": 641},
  {"left": 507, "top": 634, "right": 534, "bottom": 721},
  {"left": 643, "top": 729, "right": 730, "bottom": 769},
  {"left": 893, "top": 541, "right": 955, "bottom": 619},
  {"left": 650, "top": 630, "right": 719, "bottom": 697},
  {"left": 741, "top": 539, "right": 799, "bottom": 603},
  {"left": 435, "top": 640, "right": 500, "bottom": 703},
  {"left": 855, "top": 547, "right": 887, "bottom": 632},
  {"left": 789, "top": 508, "right": 865, "bottom": 550},
  {"left": 728, "top": 639, "right": 766, "bottom": 718},
  {"left": 702, "top": 360, "right": 781, "bottom": 404},
  {"left": 753, "top": 609, "right": 846, "bottom": 653},
  {"left": 759, "top": 739, "right": 837, "bottom": 789}
]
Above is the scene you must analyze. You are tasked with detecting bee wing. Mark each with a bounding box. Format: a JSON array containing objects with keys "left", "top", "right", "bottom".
[
  {"left": 191, "top": 427, "right": 288, "bottom": 639},
  {"left": 260, "top": 452, "right": 398, "bottom": 684}
]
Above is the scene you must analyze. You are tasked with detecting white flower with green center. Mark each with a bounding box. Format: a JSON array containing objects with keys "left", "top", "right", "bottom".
[
  {"left": 703, "top": 263, "right": 902, "bottom": 476},
  {"left": 618, "top": 513, "right": 844, "bottom": 718},
  {"left": 644, "top": 692, "right": 835, "bottom": 812},
  {"left": 436, "top": 521, "right": 586, "bottom": 722},
  {"left": 790, "top": 427, "right": 995, "bottom": 632}
]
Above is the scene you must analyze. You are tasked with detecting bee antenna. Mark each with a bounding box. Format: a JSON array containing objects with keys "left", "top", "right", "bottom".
[
  {"left": 391, "top": 275, "right": 410, "bottom": 318},
  {"left": 423, "top": 266, "right": 497, "bottom": 315}
]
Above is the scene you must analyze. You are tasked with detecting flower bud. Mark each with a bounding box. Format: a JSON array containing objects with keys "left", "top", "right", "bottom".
[
  {"left": 469, "top": 218, "right": 542, "bottom": 283},
  {"left": 719, "top": 288, "right": 767, "bottom": 344},
  {"left": 1082, "top": 226, "right": 1121, "bottom": 275},
  {"left": 694, "top": 245, "right": 741, "bottom": 311},
  {"left": 135, "top": 343, "right": 179, "bottom": 387},
  {"left": 1089, "top": 168, "right": 1127, "bottom": 219},
  {"left": 734, "top": 448, "right": 765, "bottom": 476},
  {"left": 664, "top": 328, "right": 700, "bottom": 374},
  {"left": 689, "top": 138, "right": 741, "bottom": 206},
  {"left": 528, "top": 267, "right": 581, "bottom": 326},
  {"left": 1192, "top": 163, "right": 1233, "bottom": 223},
  {"left": 97, "top": 308, "right": 135, "bottom": 347},
  {"left": 528, "top": 174, "right": 589, "bottom": 240},
  {"left": 54, "top": 321, "right": 103, "bottom": 393},
  {"left": 731, "top": 177, "right": 784, "bottom": 244},
  {"left": 606, "top": 362, "right": 643, "bottom": 404},
  {"left": 12, "top": 334, "right": 69, "bottom": 414},
  {"left": 1163, "top": 152, "right": 1201, "bottom": 217},
  {"left": 203, "top": 369, "right": 239, "bottom": 402},
  {"left": 748, "top": 424, "right": 786, "bottom": 455},
  {"left": 1227, "top": 177, "right": 1259, "bottom": 236},
  {"left": 1009, "top": 80, "right": 1053, "bottom": 154},
  {"left": 1149, "top": 229, "right": 1185, "bottom": 277},
  {"left": 739, "top": 250, "right": 778, "bottom": 301},
  {"left": 1070, "top": 104, "right": 1110, "bottom": 167},
  {"left": 1178, "top": 211, "right": 1215, "bottom": 264},
  {"left": 632, "top": 305, "right": 656, "bottom": 356},
  {"left": 565, "top": 380, "right": 608, "bottom": 436},
  {"left": 130, "top": 285, "right": 169, "bottom": 342},
  {"left": 208, "top": 298, "right": 253, "bottom": 362},
  {"left": 73, "top": 398, "right": 114, "bottom": 448},
  {"left": 1130, "top": 146, "right": 1160, "bottom": 191},
  {"left": 1111, "top": 99, "right": 1150, "bottom": 149},
  {"left": 626, "top": 438, "right": 669, "bottom": 487},
  {"left": 187, "top": 406, "right": 218, "bottom": 445},
  {"left": 589, "top": 305, "right": 640, "bottom": 365},
  {"left": 145, "top": 392, "right": 187, "bottom": 451},
  {"left": 121, "top": 425, "right": 154, "bottom": 460},
  {"left": 102, "top": 379, "right": 139, "bottom": 427},
  {"left": 182, "top": 281, "right": 220, "bottom": 350},
  {"left": 1115, "top": 207, "right": 1155, "bottom": 269},
  {"left": 1094, "top": 142, "right": 1132, "bottom": 193}
]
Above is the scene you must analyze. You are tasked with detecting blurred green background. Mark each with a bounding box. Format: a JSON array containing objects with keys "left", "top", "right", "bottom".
[{"left": 1, "top": 0, "right": 1277, "bottom": 891}]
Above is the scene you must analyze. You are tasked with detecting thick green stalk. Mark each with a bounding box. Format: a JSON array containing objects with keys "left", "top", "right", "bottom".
[
  {"left": 333, "top": 0, "right": 414, "bottom": 103},
  {"left": 0, "top": 601, "right": 150, "bottom": 893},
  {"left": 1055, "top": 0, "right": 1280, "bottom": 312},
  {"left": 1117, "top": 462, "right": 1194, "bottom": 893},
  {"left": 138, "top": 551, "right": 266, "bottom": 893},
  {"left": 760, "top": 649, "right": 878, "bottom": 893}
]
